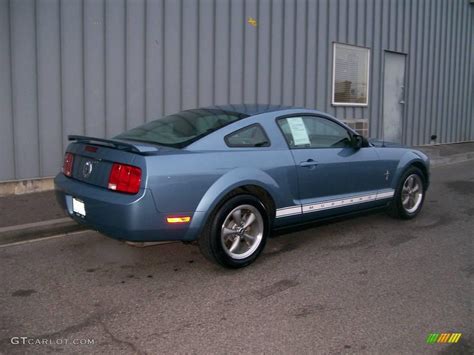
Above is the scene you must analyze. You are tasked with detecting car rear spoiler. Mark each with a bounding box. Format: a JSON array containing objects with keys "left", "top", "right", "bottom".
[{"left": 68, "top": 135, "right": 142, "bottom": 153}]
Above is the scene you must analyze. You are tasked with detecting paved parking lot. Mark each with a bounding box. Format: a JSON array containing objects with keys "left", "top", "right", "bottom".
[{"left": 0, "top": 161, "right": 472, "bottom": 354}]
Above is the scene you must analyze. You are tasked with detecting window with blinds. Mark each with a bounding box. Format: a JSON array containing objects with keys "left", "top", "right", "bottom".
[{"left": 332, "top": 43, "right": 370, "bottom": 106}]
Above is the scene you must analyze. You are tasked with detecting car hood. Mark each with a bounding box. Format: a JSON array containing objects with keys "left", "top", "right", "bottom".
[
  {"left": 368, "top": 138, "right": 429, "bottom": 163},
  {"left": 368, "top": 139, "right": 406, "bottom": 148}
]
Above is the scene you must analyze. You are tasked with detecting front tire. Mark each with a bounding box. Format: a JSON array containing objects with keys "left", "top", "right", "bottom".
[
  {"left": 199, "top": 194, "right": 270, "bottom": 268},
  {"left": 388, "top": 166, "right": 426, "bottom": 219}
]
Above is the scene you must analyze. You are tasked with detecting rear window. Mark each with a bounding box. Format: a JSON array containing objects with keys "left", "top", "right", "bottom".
[{"left": 115, "top": 108, "right": 247, "bottom": 148}]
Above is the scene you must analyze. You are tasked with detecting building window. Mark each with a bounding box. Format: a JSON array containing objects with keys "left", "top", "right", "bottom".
[{"left": 332, "top": 43, "right": 370, "bottom": 106}]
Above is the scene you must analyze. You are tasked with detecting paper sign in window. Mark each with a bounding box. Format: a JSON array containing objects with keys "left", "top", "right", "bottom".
[{"left": 287, "top": 117, "right": 310, "bottom": 146}]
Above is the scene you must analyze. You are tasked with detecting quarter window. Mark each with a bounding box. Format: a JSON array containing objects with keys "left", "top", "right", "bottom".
[
  {"left": 225, "top": 124, "right": 270, "bottom": 147},
  {"left": 332, "top": 43, "right": 370, "bottom": 106},
  {"left": 278, "top": 116, "right": 352, "bottom": 149}
]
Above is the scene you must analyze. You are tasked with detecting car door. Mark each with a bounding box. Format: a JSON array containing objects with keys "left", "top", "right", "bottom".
[{"left": 277, "top": 114, "right": 387, "bottom": 219}]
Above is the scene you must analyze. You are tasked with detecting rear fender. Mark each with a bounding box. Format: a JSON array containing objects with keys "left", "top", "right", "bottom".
[{"left": 184, "top": 168, "right": 279, "bottom": 240}]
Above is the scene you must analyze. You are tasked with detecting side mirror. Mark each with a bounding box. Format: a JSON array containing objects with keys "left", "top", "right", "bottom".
[{"left": 352, "top": 134, "right": 364, "bottom": 149}]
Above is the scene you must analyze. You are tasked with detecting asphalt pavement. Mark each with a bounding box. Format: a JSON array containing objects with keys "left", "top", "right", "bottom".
[{"left": 0, "top": 160, "right": 473, "bottom": 354}]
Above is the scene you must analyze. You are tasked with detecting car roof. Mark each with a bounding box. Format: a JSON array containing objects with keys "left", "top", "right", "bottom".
[{"left": 203, "top": 104, "right": 302, "bottom": 117}]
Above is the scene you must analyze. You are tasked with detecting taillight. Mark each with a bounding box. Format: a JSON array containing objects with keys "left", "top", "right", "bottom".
[
  {"left": 108, "top": 163, "right": 142, "bottom": 194},
  {"left": 62, "top": 152, "right": 74, "bottom": 177}
]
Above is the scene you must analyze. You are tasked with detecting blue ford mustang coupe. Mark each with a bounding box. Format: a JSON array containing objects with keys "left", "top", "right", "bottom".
[{"left": 55, "top": 105, "right": 429, "bottom": 268}]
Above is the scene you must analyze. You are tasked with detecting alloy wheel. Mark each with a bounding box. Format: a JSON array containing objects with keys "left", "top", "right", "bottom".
[
  {"left": 220, "top": 204, "right": 264, "bottom": 260},
  {"left": 401, "top": 174, "right": 423, "bottom": 213}
]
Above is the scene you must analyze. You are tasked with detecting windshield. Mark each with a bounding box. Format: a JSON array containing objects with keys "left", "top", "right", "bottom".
[{"left": 115, "top": 108, "right": 247, "bottom": 148}]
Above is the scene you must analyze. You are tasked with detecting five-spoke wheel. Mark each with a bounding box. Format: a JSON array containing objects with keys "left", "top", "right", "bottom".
[
  {"left": 199, "top": 194, "right": 269, "bottom": 268},
  {"left": 220, "top": 204, "right": 264, "bottom": 260},
  {"left": 389, "top": 166, "right": 426, "bottom": 219},
  {"left": 401, "top": 174, "right": 423, "bottom": 213}
]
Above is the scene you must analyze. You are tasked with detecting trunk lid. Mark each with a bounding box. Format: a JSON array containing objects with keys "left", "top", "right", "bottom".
[{"left": 66, "top": 136, "right": 155, "bottom": 189}]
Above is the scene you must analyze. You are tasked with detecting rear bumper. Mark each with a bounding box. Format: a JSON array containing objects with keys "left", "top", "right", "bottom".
[{"left": 54, "top": 174, "right": 202, "bottom": 242}]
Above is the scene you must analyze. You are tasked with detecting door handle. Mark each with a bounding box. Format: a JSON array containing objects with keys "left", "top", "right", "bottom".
[{"left": 300, "top": 159, "right": 318, "bottom": 168}]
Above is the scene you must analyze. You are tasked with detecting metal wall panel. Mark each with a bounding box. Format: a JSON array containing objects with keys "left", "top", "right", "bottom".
[
  {"left": 37, "top": 0, "right": 62, "bottom": 177},
  {"left": 229, "top": 0, "right": 244, "bottom": 104},
  {"left": 199, "top": 0, "right": 215, "bottom": 107},
  {"left": 315, "top": 0, "right": 328, "bottom": 110},
  {"left": 0, "top": 0, "right": 15, "bottom": 180},
  {"left": 269, "top": 0, "right": 283, "bottom": 105},
  {"left": 60, "top": 0, "right": 84, "bottom": 148},
  {"left": 305, "top": 0, "right": 317, "bottom": 108},
  {"left": 215, "top": 0, "right": 231, "bottom": 105},
  {"left": 0, "top": 0, "right": 472, "bottom": 181},
  {"left": 243, "top": 0, "right": 257, "bottom": 104},
  {"left": 282, "top": 0, "right": 296, "bottom": 106},
  {"left": 126, "top": 0, "right": 146, "bottom": 127},
  {"left": 84, "top": 0, "right": 106, "bottom": 137},
  {"left": 105, "top": 0, "right": 126, "bottom": 134},
  {"left": 164, "top": 0, "right": 181, "bottom": 114},
  {"left": 10, "top": 0, "right": 40, "bottom": 179},
  {"left": 145, "top": 0, "right": 165, "bottom": 118}
]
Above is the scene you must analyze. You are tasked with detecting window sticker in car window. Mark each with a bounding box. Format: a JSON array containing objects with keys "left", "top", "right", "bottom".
[{"left": 286, "top": 117, "right": 310, "bottom": 146}]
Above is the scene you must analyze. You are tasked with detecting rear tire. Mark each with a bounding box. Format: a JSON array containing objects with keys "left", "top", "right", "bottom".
[
  {"left": 388, "top": 166, "right": 426, "bottom": 219},
  {"left": 199, "top": 194, "right": 270, "bottom": 268}
]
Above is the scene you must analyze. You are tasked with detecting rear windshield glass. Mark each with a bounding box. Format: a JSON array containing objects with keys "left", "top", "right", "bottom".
[{"left": 115, "top": 108, "right": 247, "bottom": 148}]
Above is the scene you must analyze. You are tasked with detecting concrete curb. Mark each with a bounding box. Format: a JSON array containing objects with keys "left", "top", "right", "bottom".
[
  {"left": 0, "top": 177, "right": 54, "bottom": 197},
  {"left": 0, "top": 217, "right": 88, "bottom": 246}
]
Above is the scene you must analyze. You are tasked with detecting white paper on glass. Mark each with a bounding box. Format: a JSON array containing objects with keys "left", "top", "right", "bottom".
[{"left": 287, "top": 117, "right": 310, "bottom": 146}]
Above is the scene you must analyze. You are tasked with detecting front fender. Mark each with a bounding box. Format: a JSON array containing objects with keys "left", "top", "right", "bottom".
[
  {"left": 391, "top": 150, "right": 430, "bottom": 190},
  {"left": 183, "top": 168, "right": 280, "bottom": 240}
]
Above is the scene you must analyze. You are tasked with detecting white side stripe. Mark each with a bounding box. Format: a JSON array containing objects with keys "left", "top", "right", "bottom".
[
  {"left": 275, "top": 205, "right": 302, "bottom": 217},
  {"left": 302, "top": 193, "right": 377, "bottom": 213},
  {"left": 376, "top": 190, "right": 395, "bottom": 199},
  {"left": 276, "top": 189, "right": 395, "bottom": 218}
]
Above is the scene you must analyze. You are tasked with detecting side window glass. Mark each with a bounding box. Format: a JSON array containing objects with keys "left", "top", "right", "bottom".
[
  {"left": 225, "top": 124, "right": 270, "bottom": 148},
  {"left": 277, "top": 116, "right": 352, "bottom": 149}
]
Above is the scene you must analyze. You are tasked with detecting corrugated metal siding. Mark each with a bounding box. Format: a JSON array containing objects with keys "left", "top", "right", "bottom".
[{"left": 0, "top": 0, "right": 472, "bottom": 181}]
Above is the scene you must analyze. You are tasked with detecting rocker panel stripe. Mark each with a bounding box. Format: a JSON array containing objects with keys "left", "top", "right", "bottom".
[{"left": 276, "top": 189, "right": 395, "bottom": 218}]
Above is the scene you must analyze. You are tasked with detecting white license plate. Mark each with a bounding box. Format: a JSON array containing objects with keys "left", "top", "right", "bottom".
[{"left": 72, "top": 198, "right": 86, "bottom": 217}]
